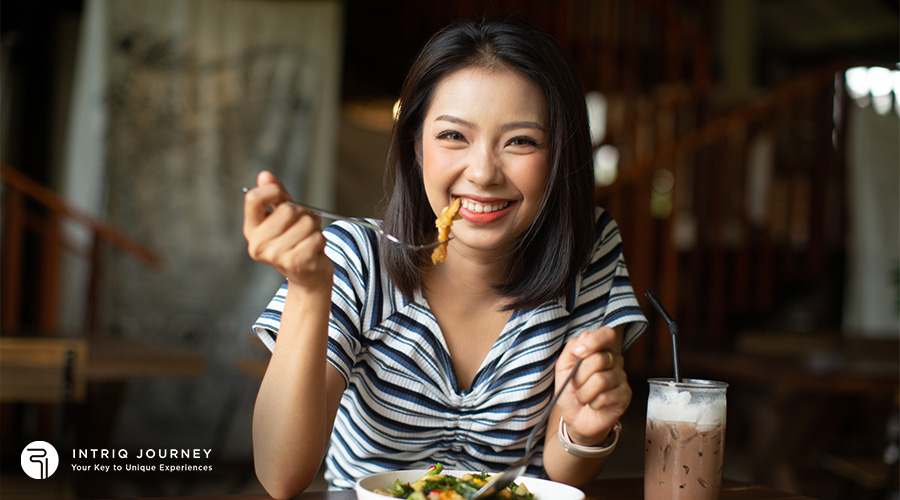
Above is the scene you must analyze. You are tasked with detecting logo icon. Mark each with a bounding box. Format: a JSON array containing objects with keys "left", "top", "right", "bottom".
[{"left": 21, "top": 441, "right": 59, "bottom": 479}]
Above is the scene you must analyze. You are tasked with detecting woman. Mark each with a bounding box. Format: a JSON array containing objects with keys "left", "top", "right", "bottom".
[{"left": 243, "top": 17, "right": 646, "bottom": 498}]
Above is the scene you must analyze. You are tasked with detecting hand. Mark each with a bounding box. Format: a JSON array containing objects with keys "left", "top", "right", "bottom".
[
  {"left": 243, "top": 171, "right": 333, "bottom": 291},
  {"left": 554, "top": 326, "right": 631, "bottom": 446}
]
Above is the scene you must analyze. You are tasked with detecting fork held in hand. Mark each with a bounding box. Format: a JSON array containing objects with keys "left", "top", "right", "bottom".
[
  {"left": 242, "top": 187, "right": 448, "bottom": 251},
  {"left": 472, "top": 358, "right": 584, "bottom": 499}
]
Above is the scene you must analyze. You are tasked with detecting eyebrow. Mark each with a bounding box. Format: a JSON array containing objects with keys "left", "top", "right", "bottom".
[{"left": 434, "top": 114, "right": 546, "bottom": 132}]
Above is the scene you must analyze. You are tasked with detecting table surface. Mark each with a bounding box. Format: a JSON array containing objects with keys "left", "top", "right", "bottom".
[
  {"left": 85, "top": 337, "right": 207, "bottom": 380},
  {"left": 138, "top": 477, "right": 818, "bottom": 499}
]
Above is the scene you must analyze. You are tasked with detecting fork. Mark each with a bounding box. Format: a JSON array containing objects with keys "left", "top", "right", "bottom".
[
  {"left": 472, "top": 357, "right": 584, "bottom": 499},
  {"left": 242, "top": 187, "right": 449, "bottom": 251}
]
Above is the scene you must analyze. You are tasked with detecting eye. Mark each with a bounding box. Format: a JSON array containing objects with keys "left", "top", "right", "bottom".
[
  {"left": 436, "top": 130, "right": 467, "bottom": 143},
  {"left": 507, "top": 136, "right": 541, "bottom": 148}
]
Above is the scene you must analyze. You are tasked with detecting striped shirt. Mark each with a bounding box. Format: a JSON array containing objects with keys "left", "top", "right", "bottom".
[{"left": 253, "top": 207, "right": 647, "bottom": 489}]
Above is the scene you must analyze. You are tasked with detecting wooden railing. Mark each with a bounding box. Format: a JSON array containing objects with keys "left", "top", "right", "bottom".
[
  {"left": 595, "top": 61, "right": 853, "bottom": 373},
  {"left": 0, "top": 162, "right": 163, "bottom": 335}
]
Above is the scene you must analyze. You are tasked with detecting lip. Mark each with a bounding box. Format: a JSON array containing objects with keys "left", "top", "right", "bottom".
[{"left": 453, "top": 195, "right": 516, "bottom": 224}]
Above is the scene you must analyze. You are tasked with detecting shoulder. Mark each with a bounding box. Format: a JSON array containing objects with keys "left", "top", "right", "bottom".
[
  {"left": 324, "top": 219, "right": 380, "bottom": 254},
  {"left": 324, "top": 219, "right": 408, "bottom": 324},
  {"left": 593, "top": 207, "right": 620, "bottom": 245},
  {"left": 323, "top": 219, "right": 384, "bottom": 301},
  {"left": 587, "top": 207, "right": 625, "bottom": 268},
  {"left": 323, "top": 219, "right": 382, "bottom": 270},
  {"left": 571, "top": 207, "right": 630, "bottom": 299}
]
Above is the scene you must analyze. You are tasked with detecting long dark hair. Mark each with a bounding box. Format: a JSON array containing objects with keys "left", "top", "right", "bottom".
[{"left": 381, "top": 17, "right": 596, "bottom": 311}]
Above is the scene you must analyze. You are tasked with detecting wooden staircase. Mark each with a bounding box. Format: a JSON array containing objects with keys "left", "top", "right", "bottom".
[
  {"left": 596, "top": 61, "right": 852, "bottom": 374},
  {"left": 0, "top": 162, "right": 162, "bottom": 336}
]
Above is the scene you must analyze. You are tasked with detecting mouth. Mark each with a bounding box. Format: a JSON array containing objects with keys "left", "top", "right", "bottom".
[{"left": 456, "top": 197, "right": 513, "bottom": 214}]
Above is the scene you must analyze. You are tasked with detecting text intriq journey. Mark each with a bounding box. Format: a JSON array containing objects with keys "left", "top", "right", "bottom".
[{"left": 72, "top": 448, "right": 212, "bottom": 460}]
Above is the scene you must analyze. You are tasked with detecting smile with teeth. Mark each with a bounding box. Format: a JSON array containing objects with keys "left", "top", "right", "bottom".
[{"left": 458, "top": 198, "right": 511, "bottom": 214}]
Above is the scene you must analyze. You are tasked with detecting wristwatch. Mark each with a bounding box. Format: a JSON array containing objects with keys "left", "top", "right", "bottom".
[{"left": 557, "top": 417, "right": 622, "bottom": 458}]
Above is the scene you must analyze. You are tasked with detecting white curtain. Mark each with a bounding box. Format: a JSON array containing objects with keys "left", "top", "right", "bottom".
[
  {"left": 843, "top": 102, "right": 900, "bottom": 337},
  {"left": 60, "top": 0, "right": 343, "bottom": 458}
]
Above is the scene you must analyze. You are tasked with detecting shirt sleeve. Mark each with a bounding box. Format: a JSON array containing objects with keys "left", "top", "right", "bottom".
[
  {"left": 568, "top": 208, "right": 648, "bottom": 350},
  {"left": 251, "top": 220, "right": 374, "bottom": 386}
]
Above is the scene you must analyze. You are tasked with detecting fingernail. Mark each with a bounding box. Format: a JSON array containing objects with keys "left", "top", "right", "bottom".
[{"left": 573, "top": 345, "right": 587, "bottom": 357}]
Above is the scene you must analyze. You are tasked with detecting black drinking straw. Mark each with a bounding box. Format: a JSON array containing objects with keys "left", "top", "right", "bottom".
[{"left": 645, "top": 290, "right": 682, "bottom": 383}]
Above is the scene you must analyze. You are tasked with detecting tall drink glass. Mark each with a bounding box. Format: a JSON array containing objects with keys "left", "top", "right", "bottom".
[{"left": 644, "top": 378, "right": 728, "bottom": 500}]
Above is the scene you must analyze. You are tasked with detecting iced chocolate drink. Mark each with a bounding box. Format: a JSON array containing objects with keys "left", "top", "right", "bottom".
[{"left": 644, "top": 378, "right": 727, "bottom": 500}]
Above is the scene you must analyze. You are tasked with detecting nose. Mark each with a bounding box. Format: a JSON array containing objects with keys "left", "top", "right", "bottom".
[{"left": 464, "top": 144, "right": 503, "bottom": 187}]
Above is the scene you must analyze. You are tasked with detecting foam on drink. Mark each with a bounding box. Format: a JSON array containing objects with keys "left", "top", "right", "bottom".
[{"left": 646, "top": 381, "right": 726, "bottom": 426}]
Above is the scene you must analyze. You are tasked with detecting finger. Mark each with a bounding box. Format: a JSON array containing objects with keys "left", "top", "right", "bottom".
[
  {"left": 604, "top": 350, "right": 617, "bottom": 371},
  {"left": 569, "top": 350, "right": 626, "bottom": 396},
  {"left": 268, "top": 208, "right": 322, "bottom": 252},
  {"left": 558, "top": 331, "right": 603, "bottom": 388},
  {"left": 571, "top": 327, "right": 617, "bottom": 359},
  {"left": 257, "top": 170, "right": 279, "bottom": 187},
  {"left": 246, "top": 200, "right": 295, "bottom": 251},
  {"left": 256, "top": 171, "right": 296, "bottom": 205},
  {"left": 575, "top": 373, "right": 630, "bottom": 410},
  {"left": 586, "top": 381, "right": 631, "bottom": 411},
  {"left": 283, "top": 231, "right": 329, "bottom": 273},
  {"left": 243, "top": 184, "right": 285, "bottom": 232},
  {"left": 243, "top": 186, "right": 271, "bottom": 232},
  {"left": 558, "top": 327, "right": 623, "bottom": 396},
  {"left": 254, "top": 226, "right": 328, "bottom": 279},
  {"left": 570, "top": 350, "right": 602, "bottom": 386},
  {"left": 247, "top": 206, "right": 320, "bottom": 262},
  {"left": 573, "top": 367, "right": 627, "bottom": 403},
  {"left": 570, "top": 349, "right": 619, "bottom": 387},
  {"left": 243, "top": 177, "right": 297, "bottom": 234},
  {"left": 252, "top": 216, "right": 314, "bottom": 264}
]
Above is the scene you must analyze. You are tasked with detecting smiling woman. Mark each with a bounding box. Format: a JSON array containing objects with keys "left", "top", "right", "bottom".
[
  {"left": 244, "top": 16, "right": 646, "bottom": 498},
  {"left": 419, "top": 66, "right": 550, "bottom": 256}
]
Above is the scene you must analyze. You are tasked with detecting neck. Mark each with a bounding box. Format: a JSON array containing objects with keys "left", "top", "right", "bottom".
[{"left": 422, "top": 246, "right": 510, "bottom": 307}]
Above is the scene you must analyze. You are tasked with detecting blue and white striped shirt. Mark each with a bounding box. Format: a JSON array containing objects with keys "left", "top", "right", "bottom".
[{"left": 253, "top": 207, "right": 646, "bottom": 489}]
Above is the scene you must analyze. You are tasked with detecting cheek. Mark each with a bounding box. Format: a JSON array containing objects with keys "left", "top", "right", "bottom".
[
  {"left": 421, "top": 142, "right": 455, "bottom": 173},
  {"left": 421, "top": 147, "right": 444, "bottom": 186},
  {"left": 515, "top": 155, "right": 551, "bottom": 205},
  {"left": 421, "top": 145, "right": 457, "bottom": 210}
]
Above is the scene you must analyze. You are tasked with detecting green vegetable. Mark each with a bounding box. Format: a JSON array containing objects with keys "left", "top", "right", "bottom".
[
  {"left": 389, "top": 479, "right": 413, "bottom": 497},
  {"left": 451, "top": 480, "right": 480, "bottom": 498},
  {"left": 372, "top": 464, "right": 534, "bottom": 500}
]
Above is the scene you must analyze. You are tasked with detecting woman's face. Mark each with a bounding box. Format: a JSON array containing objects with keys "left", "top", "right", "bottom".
[{"left": 419, "top": 66, "right": 550, "bottom": 258}]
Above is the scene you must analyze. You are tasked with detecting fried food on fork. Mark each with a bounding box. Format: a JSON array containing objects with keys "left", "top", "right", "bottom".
[{"left": 430, "top": 198, "right": 461, "bottom": 265}]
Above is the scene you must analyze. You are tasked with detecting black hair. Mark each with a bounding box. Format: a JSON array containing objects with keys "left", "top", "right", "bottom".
[{"left": 380, "top": 16, "right": 596, "bottom": 311}]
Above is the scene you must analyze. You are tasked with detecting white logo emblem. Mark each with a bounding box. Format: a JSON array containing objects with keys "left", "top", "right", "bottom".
[{"left": 21, "top": 441, "right": 59, "bottom": 479}]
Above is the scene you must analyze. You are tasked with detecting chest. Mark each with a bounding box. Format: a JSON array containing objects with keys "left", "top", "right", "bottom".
[
  {"left": 351, "top": 294, "right": 570, "bottom": 403},
  {"left": 431, "top": 304, "right": 513, "bottom": 392}
]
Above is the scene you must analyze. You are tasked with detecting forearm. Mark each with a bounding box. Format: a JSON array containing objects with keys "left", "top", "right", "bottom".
[
  {"left": 542, "top": 407, "right": 613, "bottom": 486},
  {"left": 252, "top": 284, "right": 332, "bottom": 499}
]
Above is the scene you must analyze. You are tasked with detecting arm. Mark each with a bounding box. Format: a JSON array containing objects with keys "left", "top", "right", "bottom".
[
  {"left": 542, "top": 326, "right": 630, "bottom": 486},
  {"left": 243, "top": 171, "right": 345, "bottom": 499}
]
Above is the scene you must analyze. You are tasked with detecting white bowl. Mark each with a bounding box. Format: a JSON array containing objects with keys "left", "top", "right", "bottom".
[{"left": 355, "top": 469, "right": 585, "bottom": 500}]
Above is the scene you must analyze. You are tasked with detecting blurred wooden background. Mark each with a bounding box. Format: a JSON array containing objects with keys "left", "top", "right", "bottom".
[{"left": 2, "top": 1, "right": 897, "bottom": 499}]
